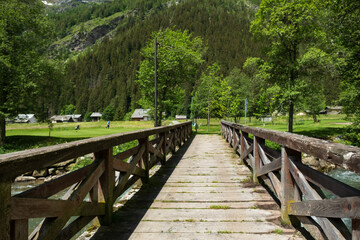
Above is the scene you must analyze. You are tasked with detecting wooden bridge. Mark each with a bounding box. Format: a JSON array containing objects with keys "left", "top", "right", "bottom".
[{"left": 0, "top": 121, "right": 359, "bottom": 240}]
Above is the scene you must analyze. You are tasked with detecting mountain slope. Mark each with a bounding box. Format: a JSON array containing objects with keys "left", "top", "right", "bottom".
[{"left": 53, "top": 0, "right": 265, "bottom": 119}]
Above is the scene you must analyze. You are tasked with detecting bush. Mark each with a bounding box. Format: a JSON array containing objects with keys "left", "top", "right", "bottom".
[{"left": 343, "top": 123, "right": 360, "bottom": 147}]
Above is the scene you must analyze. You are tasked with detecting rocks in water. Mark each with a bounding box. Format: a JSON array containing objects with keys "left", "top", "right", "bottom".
[{"left": 302, "top": 153, "right": 336, "bottom": 172}]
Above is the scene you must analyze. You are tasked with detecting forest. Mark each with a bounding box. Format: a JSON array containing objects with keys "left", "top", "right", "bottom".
[{"left": 0, "top": 0, "right": 359, "bottom": 145}]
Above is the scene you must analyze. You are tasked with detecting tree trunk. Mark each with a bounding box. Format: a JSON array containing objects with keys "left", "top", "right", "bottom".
[
  {"left": 313, "top": 114, "right": 317, "bottom": 123},
  {"left": 207, "top": 100, "right": 210, "bottom": 132},
  {"left": 288, "top": 100, "right": 294, "bottom": 133},
  {"left": 0, "top": 117, "right": 5, "bottom": 146}
]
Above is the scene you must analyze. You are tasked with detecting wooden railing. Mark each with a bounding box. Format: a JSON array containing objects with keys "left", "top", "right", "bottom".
[
  {"left": 0, "top": 121, "right": 192, "bottom": 240},
  {"left": 221, "top": 120, "right": 360, "bottom": 240}
]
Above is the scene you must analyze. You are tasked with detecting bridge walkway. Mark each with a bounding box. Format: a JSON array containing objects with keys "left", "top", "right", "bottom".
[{"left": 90, "top": 134, "right": 303, "bottom": 240}]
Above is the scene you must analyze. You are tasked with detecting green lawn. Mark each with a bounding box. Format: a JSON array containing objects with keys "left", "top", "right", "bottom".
[
  {"left": 1, "top": 115, "right": 353, "bottom": 154},
  {"left": 194, "top": 114, "right": 352, "bottom": 142},
  {"left": 2, "top": 120, "right": 156, "bottom": 154}
]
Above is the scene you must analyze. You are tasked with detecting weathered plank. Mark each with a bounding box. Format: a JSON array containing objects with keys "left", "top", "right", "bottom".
[
  {"left": 98, "top": 149, "right": 114, "bottom": 226},
  {"left": 253, "top": 137, "right": 265, "bottom": 182},
  {"left": 113, "top": 160, "right": 146, "bottom": 178},
  {"left": 0, "top": 177, "right": 11, "bottom": 240},
  {"left": 280, "top": 147, "right": 298, "bottom": 224},
  {"left": 256, "top": 157, "right": 281, "bottom": 177},
  {"left": 11, "top": 198, "right": 105, "bottom": 219},
  {"left": 353, "top": 219, "right": 360, "bottom": 240},
  {"left": 113, "top": 145, "right": 140, "bottom": 162},
  {"left": 289, "top": 197, "right": 360, "bottom": 218},
  {"left": 113, "top": 145, "right": 145, "bottom": 199},
  {"left": 56, "top": 216, "right": 95, "bottom": 240},
  {"left": 10, "top": 219, "right": 28, "bottom": 240}
]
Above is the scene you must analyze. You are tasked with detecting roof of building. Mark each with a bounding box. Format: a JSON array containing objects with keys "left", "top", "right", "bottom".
[
  {"left": 131, "top": 109, "right": 150, "bottom": 119},
  {"left": 175, "top": 115, "right": 187, "bottom": 119},
  {"left": 90, "top": 112, "right": 102, "bottom": 117},
  {"left": 14, "top": 114, "right": 36, "bottom": 123},
  {"left": 66, "top": 114, "right": 82, "bottom": 119},
  {"left": 50, "top": 115, "right": 73, "bottom": 122}
]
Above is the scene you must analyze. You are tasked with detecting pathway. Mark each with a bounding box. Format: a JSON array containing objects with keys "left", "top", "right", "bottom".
[{"left": 90, "top": 134, "right": 303, "bottom": 240}]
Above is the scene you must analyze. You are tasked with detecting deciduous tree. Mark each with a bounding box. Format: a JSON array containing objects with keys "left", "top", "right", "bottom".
[
  {"left": 136, "top": 29, "right": 204, "bottom": 125},
  {"left": 0, "top": 0, "right": 50, "bottom": 145}
]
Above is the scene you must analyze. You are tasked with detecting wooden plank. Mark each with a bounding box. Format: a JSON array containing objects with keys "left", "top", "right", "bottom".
[
  {"left": 113, "top": 160, "right": 146, "bottom": 178},
  {"left": 289, "top": 197, "right": 360, "bottom": 218},
  {"left": 10, "top": 219, "right": 28, "bottom": 240},
  {"left": 89, "top": 180, "right": 99, "bottom": 203},
  {"left": 140, "top": 138, "right": 149, "bottom": 184},
  {"left": 242, "top": 144, "right": 253, "bottom": 161},
  {"left": 253, "top": 137, "right": 264, "bottom": 182},
  {"left": 98, "top": 149, "right": 114, "bottom": 226},
  {"left": 161, "top": 132, "right": 167, "bottom": 165},
  {"left": 293, "top": 161, "right": 360, "bottom": 197},
  {"left": 15, "top": 163, "right": 95, "bottom": 199},
  {"left": 35, "top": 160, "right": 105, "bottom": 240},
  {"left": 112, "top": 175, "right": 140, "bottom": 205},
  {"left": 113, "top": 145, "right": 145, "bottom": 199},
  {"left": 113, "top": 145, "right": 140, "bottom": 162},
  {"left": 29, "top": 183, "right": 78, "bottom": 240},
  {"left": 256, "top": 157, "right": 281, "bottom": 177},
  {"left": 11, "top": 198, "right": 105, "bottom": 219},
  {"left": 257, "top": 145, "right": 282, "bottom": 198},
  {"left": 221, "top": 120, "right": 360, "bottom": 174},
  {"left": 280, "top": 147, "right": 298, "bottom": 224},
  {"left": 288, "top": 159, "right": 346, "bottom": 240},
  {"left": 353, "top": 219, "right": 360, "bottom": 240},
  {"left": 296, "top": 216, "right": 326, "bottom": 240},
  {"left": 149, "top": 137, "right": 161, "bottom": 145},
  {"left": 0, "top": 177, "right": 11, "bottom": 240},
  {"left": 148, "top": 142, "right": 164, "bottom": 162},
  {"left": 0, "top": 121, "right": 192, "bottom": 179},
  {"left": 56, "top": 216, "right": 95, "bottom": 240}
]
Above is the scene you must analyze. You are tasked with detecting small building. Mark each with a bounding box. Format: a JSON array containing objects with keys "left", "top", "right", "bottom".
[
  {"left": 90, "top": 112, "right": 102, "bottom": 122},
  {"left": 131, "top": 109, "right": 151, "bottom": 121},
  {"left": 261, "top": 116, "right": 272, "bottom": 122},
  {"left": 320, "top": 106, "right": 343, "bottom": 115},
  {"left": 66, "top": 114, "right": 82, "bottom": 122},
  {"left": 175, "top": 115, "right": 187, "bottom": 120},
  {"left": 14, "top": 114, "right": 37, "bottom": 123},
  {"left": 50, "top": 115, "right": 74, "bottom": 123}
]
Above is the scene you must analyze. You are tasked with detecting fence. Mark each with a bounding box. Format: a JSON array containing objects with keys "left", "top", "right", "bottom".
[
  {"left": 0, "top": 121, "right": 192, "bottom": 240},
  {"left": 221, "top": 120, "right": 360, "bottom": 240}
]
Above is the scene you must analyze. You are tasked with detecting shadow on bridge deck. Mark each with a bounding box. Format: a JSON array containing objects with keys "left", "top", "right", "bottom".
[{"left": 88, "top": 134, "right": 303, "bottom": 240}]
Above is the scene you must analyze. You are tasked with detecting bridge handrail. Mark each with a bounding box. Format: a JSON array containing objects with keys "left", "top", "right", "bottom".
[
  {"left": 0, "top": 121, "right": 192, "bottom": 240},
  {"left": 221, "top": 120, "right": 360, "bottom": 240}
]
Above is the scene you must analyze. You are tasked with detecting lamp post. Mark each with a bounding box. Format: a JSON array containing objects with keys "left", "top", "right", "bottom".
[{"left": 154, "top": 37, "right": 158, "bottom": 127}]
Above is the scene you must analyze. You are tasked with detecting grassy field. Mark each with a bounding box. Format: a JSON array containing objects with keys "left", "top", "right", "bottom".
[
  {"left": 1, "top": 114, "right": 352, "bottom": 154},
  {"left": 195, "top": 114, "right": 351, "bottom": 140}
]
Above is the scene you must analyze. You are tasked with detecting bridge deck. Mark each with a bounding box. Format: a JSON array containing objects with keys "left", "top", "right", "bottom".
[{"left": 90, "top": 134, "right": 303, "bottom": 240}]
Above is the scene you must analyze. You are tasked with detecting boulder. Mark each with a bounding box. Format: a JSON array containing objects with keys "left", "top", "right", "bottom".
[{"left": 33, "top": 169, "right": 49, "bottom": 177}]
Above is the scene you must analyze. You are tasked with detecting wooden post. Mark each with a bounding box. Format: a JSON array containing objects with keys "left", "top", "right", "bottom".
[
  {"left": 139, "top": 137, "right": 149, "bottom": 183},
  {"left": 96, "top": 148, "right": 114, "bottom": 226},
  {"left": 280, "top": 147, "right": 300, "bottom": 225},
  {"left": 233, "top": 129, "right": 239, "bottom": 152},
  {"left": 253, "top": 136, "right": 265, "bottom": 183},
  {"left": 240, "top": 131, "right": 248, "bottom": 162},
  {"left": 160, "top": 132, "right": 166, "bottom": 165},
  {"left": 353, "top": 219, "right": 360, "bottom": 240},
  {"left": 10, "top": 219, "right": 28, "bottom": 240},
  {"left": 0, "top": 177, "right": 11, "bottom": 240}
]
